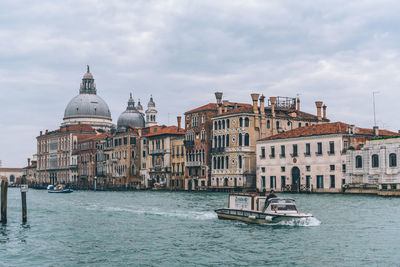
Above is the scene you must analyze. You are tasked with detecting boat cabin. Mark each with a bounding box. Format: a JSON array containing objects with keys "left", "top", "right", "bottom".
[{"left": 264, "top": 198, "right": 298, "bottom": 214}]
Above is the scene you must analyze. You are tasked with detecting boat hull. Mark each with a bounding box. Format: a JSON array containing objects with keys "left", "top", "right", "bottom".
[
  {"left": 215, "top": 208, "right": 311, "bottom": 224},
  {"left": 48, "top": 189, "right": 73, "bottom": 193}
]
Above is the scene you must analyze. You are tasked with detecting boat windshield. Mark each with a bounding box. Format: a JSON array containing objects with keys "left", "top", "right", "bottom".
[{"left": 269, "top": 199, "right": 295, "bottom": 205}]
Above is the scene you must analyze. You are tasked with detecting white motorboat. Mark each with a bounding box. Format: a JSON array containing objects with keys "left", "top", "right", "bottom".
[{"left": 215, "top": 193, "right": 312, "bottom": 224}]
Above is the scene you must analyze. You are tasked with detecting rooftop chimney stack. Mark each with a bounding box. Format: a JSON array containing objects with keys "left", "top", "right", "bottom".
[
  {"left": 177, "top": 116, "right": 181, "bottom": 130},
  {"left": 260, "top": 95, "right": 265, "bottom": 115},
  {"left": 45, "top": 129, "right": 48, "bottom": 134},
  {"left": 40, "top": 131, "right": 42, "bottom": 136},
  {"left": 215, "top": 92, "right": 223, "bottom": 114},
  {"left": 323, "top": 105, "right": 327, "bottom": 120},
  {"left": 373, "top": 126, "right": 379, "bottom": 136},
  {"left": 315, "top": 101, "right": 323, "bottom": 121},
  {"left": 251, "top": 93, "right": 260, "bottom": 114},
  {"left": 297, "top": 98, "right": 300, "bottom": 112},
  {"left": 223, "top": 100, "right": 228, "bottom": 113},
  {"left": 270, "top": 97, "right": 277, "bottom": 117}
]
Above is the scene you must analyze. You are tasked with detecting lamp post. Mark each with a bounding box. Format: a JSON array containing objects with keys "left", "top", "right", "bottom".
[
  {"left": 94, "top": 176, "right": 97, "bottom": 191},
  {"left": 373, "top": 91, "right": 379, "bottom": 127}
]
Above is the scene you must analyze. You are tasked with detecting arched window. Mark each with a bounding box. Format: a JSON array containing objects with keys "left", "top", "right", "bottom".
[
  {"left": 227, "top": 119, "right": 230, "bottom": 128},
  {"left": 239, "top": 118, "right": 243, "bottom": 127},
  {"left": 222, "top": 120, "right": 225, "bottom": 129},
  {"left": 244, "top": 117, "right": 249, "bottom": 127},
  {"left": 238, "top": 133, "right": 243, "bottom": 146},
  {"left": 298, "top": 123, "right": 302, "bottom": 128},
  {"left": 218, "top": 121, "right": 221, "bottom": 130},
  {"left": 214, "top": 121, "right": 217, "bottom": 130},
  {"left": 131, "top": 165, "right": 135, "bottom": 175},
  {"left": 276, "top": 121, "right": 280, "bottom": 129},
  {"left": 218, "top": 136, "right": 221, "bottom": 148},
  {"left": 222, "top": 135, "right": 225, "bottom": 147},
  {"left": 221, "top": 157, "right": 224, "bottom": 169},
  {"left": 389, "top": 153, "right": 397, "bottom": 167},
  {"left": 267, "top": 120, "right": 270, "bottom": 129},
  {"left": 226, "top": 134, "right": 230, "bottom": 147},
  {"left": 355, "top": 156, "right": 362, "bottom": 168},
  {"left": 372, "top": 154, "right": 379, "bottom": 168},
  {"left": 226, "top": 156, "right": 229, "bottom": 169},
  {"left": 238, "top": 155, "right": 242, "bottom": 169},
  {"left": 214, "top": 136, "right": 217, "bottom": 148},
  {"left": 213, "top": 157, "right": 216, "bottom": 169},
  {"left": 244, "top": 133, "right": 250, "bottom": 146},
  {"left": 217, "top": 157, "right": 221, "bottom": 169}
]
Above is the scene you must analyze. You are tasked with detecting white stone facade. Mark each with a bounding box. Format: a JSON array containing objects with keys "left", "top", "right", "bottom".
[
  {"left": 256, "top": 135, "right": 347, "bottom": 193},
  {"left": 346, "top": 138, "right": 400, "bottom": 189}
]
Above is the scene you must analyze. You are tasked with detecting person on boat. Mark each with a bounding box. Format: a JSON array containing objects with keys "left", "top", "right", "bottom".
[
  {"left": 266, "top": 190, "right": 277, "bottom": 202},
  {"left": 260, "top": 188, "right": 267, "bottom": 196}
]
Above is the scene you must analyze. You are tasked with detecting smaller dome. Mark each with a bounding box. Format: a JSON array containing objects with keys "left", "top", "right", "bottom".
[
  {"left": 137, "top": 99, "right": 143, "bottom": 113},
  {"left": 117, "top": 94, "right": 145, "bottom": 129},
  {"left": 148, "top": 95, "right": 155, "bottom": 108},
  {"left": 83, "top": 65, "right": 94, "bottom": 79}
]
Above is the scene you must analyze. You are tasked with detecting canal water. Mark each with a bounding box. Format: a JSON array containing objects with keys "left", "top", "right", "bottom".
[{"left": 1, "top": 189, "right": 400, "bottom": 266}]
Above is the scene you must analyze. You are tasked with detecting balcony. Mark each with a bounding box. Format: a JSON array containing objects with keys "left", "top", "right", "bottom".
[
  {"left": 186, "top": 161, "right": 202, "bottom": 167},
  {"left": 149, "top": 149, "right": 166, "bottom": 155},
  {"left": 211, "top": 147, "right": 225, "bottom": 154},
  {"left": 184, "top": 140, "right": 195, "bottom": 148}
]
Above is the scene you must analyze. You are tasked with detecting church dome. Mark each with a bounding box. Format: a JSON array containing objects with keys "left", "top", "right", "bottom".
[
  {"left": 62, "top": 66, "right": 113, "bottom": 130},
  {"left": 117, "top": 94, "right": 145, "bottom": 129}
]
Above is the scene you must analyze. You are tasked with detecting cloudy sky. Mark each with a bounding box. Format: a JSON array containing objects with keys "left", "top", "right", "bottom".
[{"left": 1, "top": 0, "right": 400, "bottom": 167}]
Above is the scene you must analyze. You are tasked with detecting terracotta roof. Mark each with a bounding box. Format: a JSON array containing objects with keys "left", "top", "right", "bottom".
[
  {"left": 185, "top": 103, "right": 218, "bottom": 114},
  {"left": 0, "top": 168, "right": 23, "bottom": 172},
  {"left": 38, "top": 124, "right": 96, "bottom": 138},
  {"left": 258, "top": 122, "right": 399, "bottom": 142},
  {"left": 144, "top": 126, "right": 185, "bottom": 137},
  {"left": 79, "top": 132, "right": 110, "bottom": 142}
]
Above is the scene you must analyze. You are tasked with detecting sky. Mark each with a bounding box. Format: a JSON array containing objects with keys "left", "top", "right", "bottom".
[{"left": 2, "top": 0, "right": 400, "bottom": 167}]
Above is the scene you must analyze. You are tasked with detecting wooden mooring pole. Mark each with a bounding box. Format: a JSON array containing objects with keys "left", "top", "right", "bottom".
[
  {"left": 1, "top": 180, "right": 8, "bottom": 224},
  {"left": 21, "top": 177, "right": 27, "bottom": 223}
]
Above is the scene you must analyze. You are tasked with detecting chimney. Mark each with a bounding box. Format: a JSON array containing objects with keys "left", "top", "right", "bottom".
[
  {"left": 315, "top": 101, "right": 323, "bottom": 120},
  {"left": 40, "top": 131, "right": 42, "bottom": 136},
  {"left": 373, "top": 126, "right": 379, "bottom": 136},
  {"left": 251, "top": 93, "right": 260, "bottom": 114},
  {"left": 323, "top": 105, "right": 327, "bottom": 120},
  {"left": 215, "top": 92, "right": 223, "bottom": 115},
  {"left": 27, "top": 158, "right": 31, "bottom": 167},
  {"left": 270, "top": 97, "right": 277, "bottom": 117},
  {"left": 177, "top": 116, "right": 181, "bottom": 130},
  {"left": 45, "top": 129, "right": 48, "bottom": 134},
  {"left": 297, "top": 98, "right": 300, "bottom": 112},
  {"left": 259, "top": 95, "right": 265, "bottom": 115},
  {"left": 223, "top": 100, "right": 229, "bottom": 113}
]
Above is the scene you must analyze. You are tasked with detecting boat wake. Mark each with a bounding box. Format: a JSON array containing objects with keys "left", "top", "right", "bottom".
[{"left": 273, "top": 217, "right": 321, "bottom": 227}]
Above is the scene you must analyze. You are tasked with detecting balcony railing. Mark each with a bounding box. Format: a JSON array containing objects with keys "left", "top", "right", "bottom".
[
  {"left": 211, "top": 147, "right": 225, "bottom": 154},
  {"left": 149, "top": 149, "right": 166, "bottom": 155},
  {"left": 184, "top": 140, "right": 195, "bottom": 148},
  {"left": 186, "top": 161, "right": 202, "bottom": 167}
]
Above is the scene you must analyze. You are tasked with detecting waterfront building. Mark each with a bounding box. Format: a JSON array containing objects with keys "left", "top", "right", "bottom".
[
  {"left": 171, "top": 128, "right": 185, "bottom": 190},
  {"left": 256, "top": 122, "right": 398, "bottom": 193},
  {"left": 211, "top": 92, "right": 328, "bottom": 190},
  {"left": 23, "top": 157, "right": 37, "bottom": 184},
  {"left": 0, "top": 168, "right": 23, "bottom": 184},
  {"left": 36, "top": 124, "right": 97, "bottom": 185},
  {"left": 346, "top": 136, "right": 400, "bottom": 194},
  {"left": 62, "top": 66, "right": 113, "bottom": 131},
  {"left": 184, "top": 98, "right": 250, "bottom": 190},
  {"left": 144, "top": 118, "right": 185, "bottom": 189}
]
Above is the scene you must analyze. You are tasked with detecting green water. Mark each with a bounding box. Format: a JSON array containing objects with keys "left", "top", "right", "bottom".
[{"left": 1, "top": 188, "right": 400, "bottom": 266}]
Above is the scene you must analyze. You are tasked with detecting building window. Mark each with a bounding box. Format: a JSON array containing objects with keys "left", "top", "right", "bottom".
[
  {"left": 270, "top": 146, "right": 275, "bottom": 158},
  {"left": 214, "top": 121, "right": 217, "bottom": 130},
  {"left": 330, "top": 175, "right": 335, "bottom": 188},
  {"left": 244, "top": 117, "right": 249, "bottom": 127},
  {"left": 342, "top": 164, "right": 346, "bottom": 173},
  {"left": 226, "top": 134, "right": 230, "bottom": 147},
  {"left": 329, "top": 141, "right": 335, "bottom": 154},
  {"left": 356, "top": 156, "right": 362, "bottom": 168},
  {"left": 317, "top": 175, "right": 324, "bottom": 189},
  {"left": 281, "top": 176, "right": 286, "bottom": 188},
  {"left": 239, "top": 118, "right": 243, "bottom": 127},
  {"left": 238, "top": 155, "right": 242, "bottom": 169},
  {"left": 261, "top": 176, "right": 265, "bottom": 188},
  {"left": 330, "top": 165, "right": 335, "bottom": 171},
  {"left": 276, "top": 121, "right": 280, "bottom": 129},
  {"left": 270, "top": 176, "right": 276, "bottom": 189},
  {"left": 316, "top": 142, "right": 322, "bottom": 155},
  {"left": 213, "top": 157, "right": 216, "bottom": 170},
  {"left": 389, "top": 153, "right": 397, "bottom": 167},
  {"left": 372, "top": 154, "right": 379, "bottom": 168},
  {"left": 292, "top": 144, "right": 298, "bottom": 157},
  {"left": 306, "top": 166, "right": 311, "bottom": 171},
  {"left": 267, "top": 120, "right": 270, "bottom": 129},
  {"left": 238, "top": 133, "right": 243, "bottom": 146},
  {"left": 244, "top": 133, "right": 250, "bottom": 146},
  {"left": 227, "top": 119, "right": 230, "bottom": 128},
  {"left": 305, "top": 143, "right": 311, "bottom": 156},
  {"left": 261, "top": 167, "right": 265, "bottom": 172},
  {"left": 226, "top": 156, "right": 229, "bottom": 169},
  {"left": 280, "top": 145, "right": 285, "bottom": 158},
  {"left": 222, "top": 120, "right": 225, "bottom": 129},
  {"left": 261, "top": 147, "right": 266, "bottom": 158},
  {"left": 306, "top": 175, "right": 311, "bottom": 188},
  {"left": 298, "top": 123, "right": 302, "bottom": 128},
  {"left": 281, "top": 166, "right": 285, "bottom": 172}
]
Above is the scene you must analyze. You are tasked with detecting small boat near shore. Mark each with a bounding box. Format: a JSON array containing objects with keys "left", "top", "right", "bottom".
[
  {"left": 47, "top": 185, "right": 73, "bottom": 194},
  {"left": 215, "top": 193, "right": 312, "bottom": 224}
]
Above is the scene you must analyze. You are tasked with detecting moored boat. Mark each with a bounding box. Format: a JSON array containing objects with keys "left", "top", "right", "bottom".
[
  {"left": 215, "top": 193, "right": 312, "bottom": 224},
  {"left": 48, "top": 184, "right": 73, "bottom": 193}
]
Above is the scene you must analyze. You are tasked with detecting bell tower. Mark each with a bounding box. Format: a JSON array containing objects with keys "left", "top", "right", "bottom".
[{"left": 145, "top": 95, "right": 158, "bottom": 127}]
